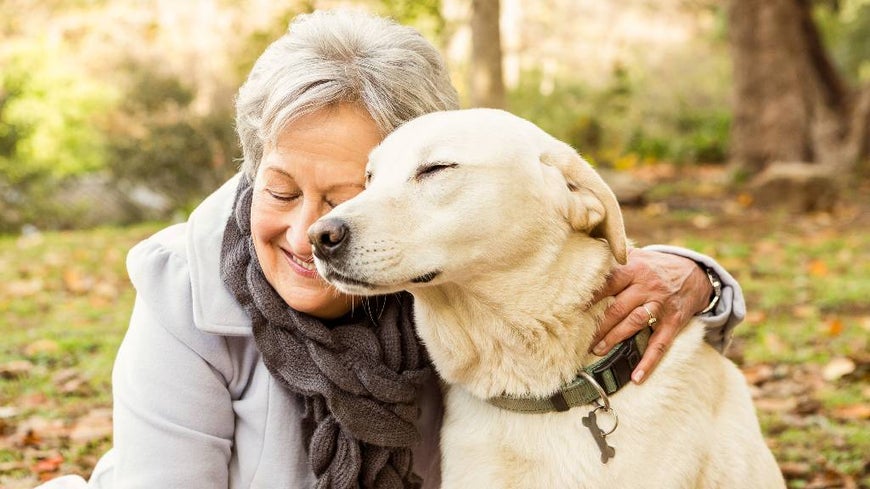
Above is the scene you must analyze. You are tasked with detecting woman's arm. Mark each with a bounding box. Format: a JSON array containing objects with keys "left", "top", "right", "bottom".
[
  {"left": 106, "top": 294, "right": 235, "bottom": 488},
  {"left": 589, "top": 246, "right": 745, "bottom": 383}
]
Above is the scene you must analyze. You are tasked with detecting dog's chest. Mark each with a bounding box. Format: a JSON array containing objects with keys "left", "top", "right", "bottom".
[
  {"left": 437, "top": 324, "right": 717, "bottom": 488},
  {"left": 441, "top": 387, "right": 711, "bottom": 488}
]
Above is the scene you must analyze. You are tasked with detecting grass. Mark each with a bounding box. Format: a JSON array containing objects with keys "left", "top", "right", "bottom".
[
  {"left": 0, "top": 222, "right": 164, "bottom": 484},
  {"left": 623, "top": 183, "right": 870, "bottom": 488}
]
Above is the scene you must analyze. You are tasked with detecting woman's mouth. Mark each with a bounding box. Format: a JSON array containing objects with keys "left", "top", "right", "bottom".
[{"left": 282, "top": 249, "right": 318, "bottom": 278}]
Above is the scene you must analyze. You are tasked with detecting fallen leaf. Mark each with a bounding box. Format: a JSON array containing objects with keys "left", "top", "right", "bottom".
[
  {"left": 806, "top": 469, "right": 854, "bottom": 489},
  {"left": 21, "top": 429, "right": 41, "bottom": 448},
  {"left": 642, "top": 202, "right": 668, "bottom": 216},
  {"left": 794, "top": 396, "right": 822, "bottom": 415},
  {"left": 742, "top": 364, "right": 774, "bottom": 385},
  {"left": 52, "top": 368, "right": 92, "bottom": 395},
  {"left": 807, "top": 259, "right": 829, "bottom": 277},
  {"left": 691, "top": 214, "right": 714, "bottom": 229},
  {"left": 822, "top": 357, "right": 856, "bottom": 381},
  {"left": 830, "top": 404, "right": 870, "bottom": 420},
  {"left": 792, "top": 305, "right": 818, "bottom": 319},
  {"left": 4, "top": 279, "right": 44, "bottom": 298},
  {"left": 826, "top": 317, "right": 843, "bottom": 337},
  {"left": 745, "top": 310, "right": 767, "bottom": 324},
  {"left": 19, "top": 392, "right": 49, "bottom": 408},
  {"left": 763, "top": 333, "right": 787, "bottom": 355},
  {"left": 17, "top": 417, "right": 67, "bottom": 445},
  {"left": 62, "top": 268, "right": 94, "bottom": 294},
  {"left": 92, "top": 280, "right": 119, "bottom": 300},
  {"left": 0, "top": 461, "right": 28, "bottom": 473},
  {"left": 31, "top": 454, "right": 64, "bottom": 474},
  {"left": 737, "top": 193, "right": 753, "bottom": 207},
  {"left": 69, "top": 408, "right": 113, "bottom": 443},
  {"left": 753, "top": 397, "right": 797, "bottom": 413},
  {"left": 779, "top": 461, "right": 811, "bottom": 477},
  {"left": 32, "top": 454, "right": 66, "bottom": 482},
  {"left": 0, "top": 360, "right": 34, "bottom": 379},
  {"left": 0, "top": 406, "right": 20, "bottom": 418},
  {"left": 24, "top": 339, "right": 60, "bottom": 357}
]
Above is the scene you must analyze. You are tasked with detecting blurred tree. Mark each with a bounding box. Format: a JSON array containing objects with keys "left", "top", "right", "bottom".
[
  {"left": 470, "top": 0, "right": 506, "bottom": 108},
  {"left": 0, "top": 43, "right": 115, "bottom": 182},
  {"left": 105, "top": 62, "right": 237, "bottom": 215},
  {"left": 0, "top": 41, "right": 117, "bottom": 230},
  {"left": 375, "top": 0, "right": 447, "bottom": 45},
  {"left": 727, "top": 0, "right": 870, "bottom": 181}
]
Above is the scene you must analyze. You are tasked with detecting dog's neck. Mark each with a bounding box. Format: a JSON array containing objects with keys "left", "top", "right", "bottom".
[{"left": 411, "top": 235, "right": 616, "bottom": 400}]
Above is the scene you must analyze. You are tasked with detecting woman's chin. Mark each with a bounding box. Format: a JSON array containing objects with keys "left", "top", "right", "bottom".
[{"left": 279, "top": 285, "right": 354, "bottom": 320}]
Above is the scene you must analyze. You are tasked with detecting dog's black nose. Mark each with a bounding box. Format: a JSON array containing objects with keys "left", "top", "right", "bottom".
[{"left": 308, "top": 218, "right": 350, "bottom": 258}]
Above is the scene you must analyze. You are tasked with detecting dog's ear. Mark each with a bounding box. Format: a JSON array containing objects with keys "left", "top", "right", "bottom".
[{"left": 540, "top": 143, "right": 627, "bottom": 264}]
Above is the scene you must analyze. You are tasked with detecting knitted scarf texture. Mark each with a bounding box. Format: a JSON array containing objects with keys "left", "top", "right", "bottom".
[{"left": 220, "top": 177, "right": 430, "bottom": 489}]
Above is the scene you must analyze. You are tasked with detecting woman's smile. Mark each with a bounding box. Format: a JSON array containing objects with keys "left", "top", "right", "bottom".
[{"left": 282, "top": 248, "right": 317, "bottom": 277}]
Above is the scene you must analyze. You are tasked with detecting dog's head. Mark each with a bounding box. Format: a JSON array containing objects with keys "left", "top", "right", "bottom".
[{"left": 309, "top": 108, "right": 626, "bottom": 296}]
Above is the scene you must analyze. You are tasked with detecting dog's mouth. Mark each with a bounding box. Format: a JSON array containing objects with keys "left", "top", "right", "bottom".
[
  {"left": 320, "top": 266, "right": 379, "bottom": 294},
  {"left": 318, "top": 261, "right": 441, "bottom": 295}
]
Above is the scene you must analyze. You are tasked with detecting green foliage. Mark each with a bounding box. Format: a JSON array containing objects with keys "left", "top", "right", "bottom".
[
  {"left": 373, "top": 0, "right": 446, "bottom": 43},
  {"left": 118, "top": 61, "right": 195, "bottom": 113},
  {"left": 656, "top": 105, "right": 730, "bottom": 164},
  {"left": 231, "top": 4, "right": 307, "bottom": 83},
  {"left": 105, "top": 62, "right": 238, "bottom": 212},
  {"left": 815, "top": 0, "right": 870, "bottom": 83},
  {"left": 0, "top": 40, "right": 119, "bottom": 232},
  {"left": 508, "top": 65, "right": 731, "bottom": 167},
  {"left": 0, "top": 40, "right": 117, "bottom": 182}
]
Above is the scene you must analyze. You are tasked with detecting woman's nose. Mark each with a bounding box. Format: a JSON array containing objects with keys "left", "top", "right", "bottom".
[{"left": 287, "top": 199, "right": 324, "bottom": 253}]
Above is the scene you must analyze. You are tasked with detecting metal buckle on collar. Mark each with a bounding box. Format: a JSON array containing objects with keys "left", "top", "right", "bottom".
[{"left": 579, "top": 371, "right": 610, "bottom": 410}]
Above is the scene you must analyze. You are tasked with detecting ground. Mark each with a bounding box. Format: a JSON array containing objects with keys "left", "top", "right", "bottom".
[{"left": 0, "top": 165, "right": 868, "bottom": 488}]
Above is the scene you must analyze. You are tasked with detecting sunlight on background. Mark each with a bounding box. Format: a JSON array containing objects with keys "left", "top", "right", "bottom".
[{"left": 0, "top": 1, "right": 868, "bottom": 487}]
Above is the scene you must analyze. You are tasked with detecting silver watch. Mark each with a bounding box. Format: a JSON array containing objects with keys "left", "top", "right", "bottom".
[{"left": 699, "top": 267, "right": 722, "bottom": 314}]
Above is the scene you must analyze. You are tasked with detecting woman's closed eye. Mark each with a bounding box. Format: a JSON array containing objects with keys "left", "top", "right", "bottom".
[{"left": 267, "top": 189, "right": 302, "bottom": 202}]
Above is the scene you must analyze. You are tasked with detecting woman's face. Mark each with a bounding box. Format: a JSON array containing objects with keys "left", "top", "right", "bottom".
[{"left": 250, "top": 103, "right": 383, "bottom": 319}]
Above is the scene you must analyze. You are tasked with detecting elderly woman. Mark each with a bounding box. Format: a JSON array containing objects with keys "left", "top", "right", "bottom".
[{"left": 42, "top": 9, "right": 744, "bottom": 489}]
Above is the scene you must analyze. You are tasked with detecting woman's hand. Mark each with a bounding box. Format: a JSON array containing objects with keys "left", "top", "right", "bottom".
[{"left": 590, "top": 248, "right": 713, "bottom": 384}]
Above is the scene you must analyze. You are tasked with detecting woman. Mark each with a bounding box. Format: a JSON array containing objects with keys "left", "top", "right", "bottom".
[{"left": 43, "top": 9, "right": 744, "bottom": 489}]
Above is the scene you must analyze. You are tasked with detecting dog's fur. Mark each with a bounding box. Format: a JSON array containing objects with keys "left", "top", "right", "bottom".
[{"left": 311, "top": 109, "right": 785, "bottom": 488}]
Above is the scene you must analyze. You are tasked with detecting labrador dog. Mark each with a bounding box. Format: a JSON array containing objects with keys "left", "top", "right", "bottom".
[{"left": 309, "top": 108, "right": 784, "bottom": 488}]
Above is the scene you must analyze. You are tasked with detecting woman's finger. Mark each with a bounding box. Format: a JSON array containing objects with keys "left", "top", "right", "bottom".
[
  {"left": 598, "top": 283, "right": 647, "bottom": 329},
  {"left": 591, "top": 264, "right": 635, "bottom": 304},
  {"left": 631, "top": 319, "right": 679, "bottom": 384},
  {"left": 593, "top": 299, "right": 661, "bottom": 356}
]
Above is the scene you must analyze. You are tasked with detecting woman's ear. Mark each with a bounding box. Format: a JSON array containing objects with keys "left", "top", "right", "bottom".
[{"left": 539, "top": 142, "right": 628, "bottom": 264}]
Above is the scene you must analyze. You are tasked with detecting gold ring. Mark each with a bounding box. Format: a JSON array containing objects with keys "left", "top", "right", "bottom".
[{"left": 642, "top": 304, "right": 658, "bottom": 328}]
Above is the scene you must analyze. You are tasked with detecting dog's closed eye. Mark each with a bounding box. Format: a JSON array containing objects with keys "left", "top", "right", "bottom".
[{"left": 415, "top": 162, "right": 458, "bottom": 181}]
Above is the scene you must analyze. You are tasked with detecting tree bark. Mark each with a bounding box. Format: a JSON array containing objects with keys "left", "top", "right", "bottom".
[
  {"left": 470, "top": 0, "right": 506, "bottom": 108},
  {"left": 727, "top": 0, "right": 869, "bottom": 178}
]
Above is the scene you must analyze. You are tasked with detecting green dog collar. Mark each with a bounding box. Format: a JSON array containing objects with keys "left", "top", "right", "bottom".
[{"left": 487, "top": 327, "right": 651, "bottom": 414}]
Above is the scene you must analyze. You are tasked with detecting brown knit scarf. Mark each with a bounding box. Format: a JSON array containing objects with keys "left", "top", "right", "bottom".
[{"left": 220, "top": 176, "right": 431, "bottom": 488}]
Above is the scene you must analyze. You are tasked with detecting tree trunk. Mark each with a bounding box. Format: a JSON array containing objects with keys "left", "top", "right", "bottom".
[
  {"left": 470, "top": 0, "right": 505, "bottom": 109},
  {"left": 727, "top": 0, "right": 869, "bottom": 179}
]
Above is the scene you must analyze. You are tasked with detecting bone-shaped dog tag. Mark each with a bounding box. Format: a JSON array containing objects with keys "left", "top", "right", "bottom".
[{"left": 582, "top": 408, "right": 616, "bottom": 464}]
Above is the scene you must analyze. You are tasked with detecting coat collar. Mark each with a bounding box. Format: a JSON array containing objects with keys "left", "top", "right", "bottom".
[{"left": 187, "top": 173, "right": 254, "bottom": 336}]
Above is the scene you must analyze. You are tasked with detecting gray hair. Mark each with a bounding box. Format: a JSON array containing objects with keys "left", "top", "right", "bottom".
[{"left": 235, "top": 9, "right": 460, "bottom": 178}]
